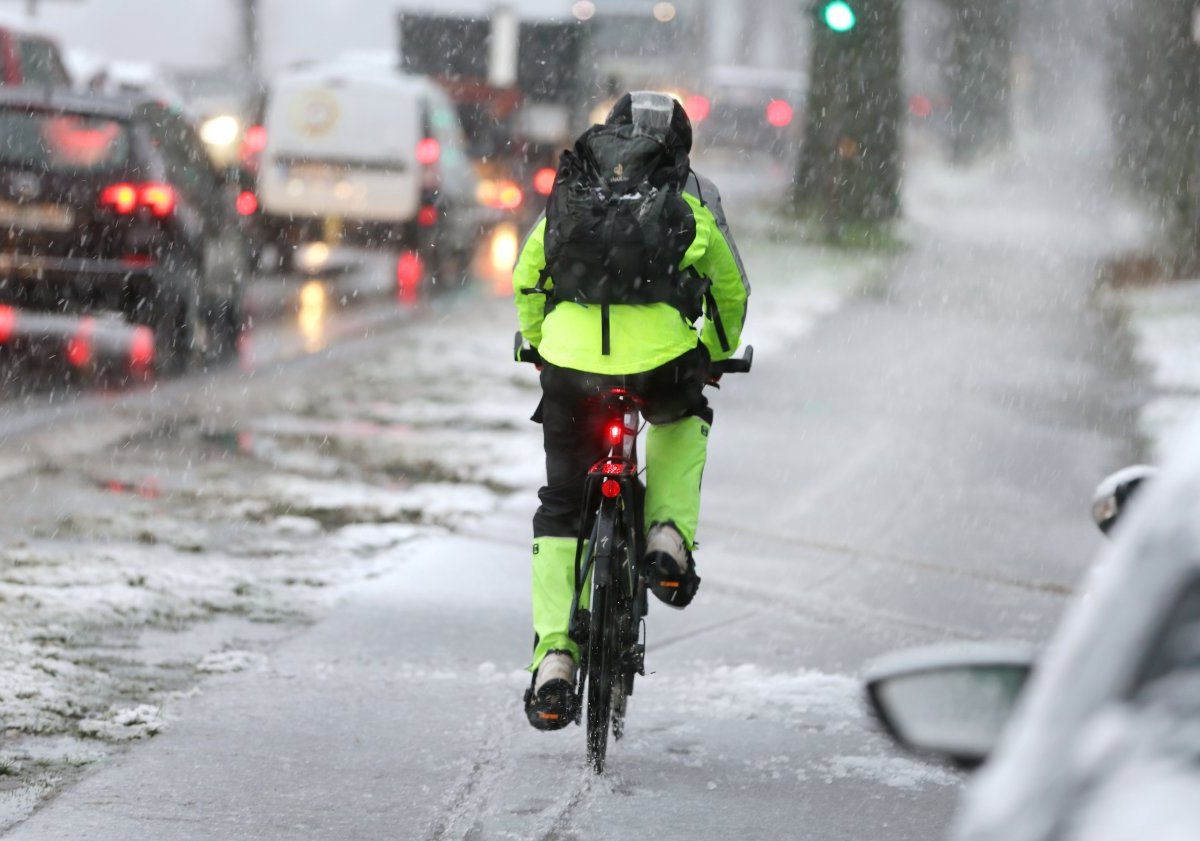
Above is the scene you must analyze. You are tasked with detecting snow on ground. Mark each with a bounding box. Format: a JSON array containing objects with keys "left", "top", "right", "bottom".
[
  {"left": 1104, "top": 279, "right": 1200, "bottom": 459},
  {"left": 0, "top": 226, "right": 881, "bottom": 830}
]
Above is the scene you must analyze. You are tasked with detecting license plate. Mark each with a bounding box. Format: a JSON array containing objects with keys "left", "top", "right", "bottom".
[
  {"left": 0, "top": 201, "right": 74, "bottom": 232},
  {"left": 287, "top": 162, "right": 338, "bottom": 180}
]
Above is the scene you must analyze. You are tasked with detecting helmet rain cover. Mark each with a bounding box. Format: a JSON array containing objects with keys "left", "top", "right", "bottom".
[{"left": 628, "top": 91, "right": 676, "bottom": 145}]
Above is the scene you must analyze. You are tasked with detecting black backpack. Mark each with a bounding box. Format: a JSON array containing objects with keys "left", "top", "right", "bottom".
[{"left": 532, "top": 123, "right": 705, "bottom": 354}]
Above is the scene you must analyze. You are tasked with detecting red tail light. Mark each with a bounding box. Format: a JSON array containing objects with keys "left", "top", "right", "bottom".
[
  {"left": 66, "top": 317, "right": 95, "bottom": 368},
  {"left": 0, "top": 305, "right": 15, "bottom": 344},
  {"left": 99, "top": 183, "right": 138, "bottom": 214},
  {"left": 129, "top": 325, "right": 155, "bottom": 371},
  {"left": 765, "top": 99, "right": 794, "bottom": 128},
  {"left": 242, "top": 125, "right": 267, "bottom": 156},
  {"left": 601, "top": 479, "right": 622, "bottom": 498},
  {"left": 99, "top": 182, "right": 176, "bottom": 217},
  {"left": 533, "top": 167, "right": 556, "bottom": 196},
  {"left": 236, "top": 191, "right": 259, "bottom": 216},
  {"left": 139, "top": 183, "right": 176, "bottom": 218},
  {"left": 417, "top": 204, "right": 438, "bottom": 227},
  {"left": 416, "top": 137, "right": 441, "bottom": 166},
  {"left": 396, "top": 251, "right": 424, "bottom": 306},
  {"left": 684, "top": 95, "right": 711, "bottom": 123},
  {"left": 605, "top": 421, "right": 624, "bottom": 447}
]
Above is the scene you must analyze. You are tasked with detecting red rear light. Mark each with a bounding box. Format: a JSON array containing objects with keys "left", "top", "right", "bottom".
[
  {"left": 66, "top": 317, "right": 94, "bottom": 368},
  {"left": 0, "top": 305, "right": 15, "bottom": 344},
  {"left": 416, "top": 137, "right": 441, "bottom": 166},
  {"left": 236, "top": 190, "right": 259, "bottom": 216},
  {"left": 601, "top": 479, "right": 621, "bottom": 499},
  {"left": 139, "top": 183, "right": 176, "bottom": 218},
  {"left": 684, "top": 95, "right": 711, "bottom": 123},
  {"left": 100, "top": 182, "right": 175, "bottom": 217},
  {"left": 766, "top": 99, "right": 794, "bottom": 128},
  {"left": 605, "top": 421, "right": 624, "bottom": 447},
  {"left": 533, "top": 167, "right": 556, "bottom": 196},
  {"left": 99, "top": 183, "right": 138, "bottom": 214},
  {"left": 242, "top": 125, "right": 267, "bottom": 156},
  {"left": 129, "top": 325, "right": 155, "bottom": 371},
  {"left": 396, "top": 251, "right": 424, "bottom": 305},
  {"left": 417, "top": 204, "right": 438, "bottom": 227}
]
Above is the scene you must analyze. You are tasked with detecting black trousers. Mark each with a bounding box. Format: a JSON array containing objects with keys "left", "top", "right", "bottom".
[{"left": 532, "top": 344, "right": 712, "bottom": 539}]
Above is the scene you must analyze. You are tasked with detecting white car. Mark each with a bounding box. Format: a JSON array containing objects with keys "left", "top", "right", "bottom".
[
  {"left": 865, "top": 429, "right": 1199, "bottom": 840},
  {"left": 256, "top": 63, "right": 479, "bottom": 276}
]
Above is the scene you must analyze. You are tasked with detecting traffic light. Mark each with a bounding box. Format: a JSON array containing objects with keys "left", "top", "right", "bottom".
[{"left": 820, "top": 1, "right": 857, "bottom": 33}]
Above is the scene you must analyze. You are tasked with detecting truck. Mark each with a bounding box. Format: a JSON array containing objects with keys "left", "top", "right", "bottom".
[{"left": 397, "top": 9, "right": 588, "bottom": 230}]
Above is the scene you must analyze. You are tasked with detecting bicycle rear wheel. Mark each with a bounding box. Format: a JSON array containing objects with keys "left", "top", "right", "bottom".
[{"left": 586, "top": 579, "right": 614, "bottom": 772}]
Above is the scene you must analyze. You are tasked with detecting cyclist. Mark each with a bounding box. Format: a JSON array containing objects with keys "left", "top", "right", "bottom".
[{"left": 513, "top": 92, "right": 750, "bottom": 730}]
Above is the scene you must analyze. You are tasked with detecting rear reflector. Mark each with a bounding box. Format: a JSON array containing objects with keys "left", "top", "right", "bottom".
[
  {"left": 601, "top": 479, "right": 621, "bottom": 498},
  {"left": 417, "top": 204, "right": 438, "bottom": 227}
]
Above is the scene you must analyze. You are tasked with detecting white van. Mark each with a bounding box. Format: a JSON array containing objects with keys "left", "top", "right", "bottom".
[{"left": 256, "top": 63, "right": 479, "bottom": 271}]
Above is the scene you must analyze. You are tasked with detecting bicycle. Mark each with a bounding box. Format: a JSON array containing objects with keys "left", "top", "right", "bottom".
[{"left": 516, "top": 333, "right": 753, "bottom": 772}]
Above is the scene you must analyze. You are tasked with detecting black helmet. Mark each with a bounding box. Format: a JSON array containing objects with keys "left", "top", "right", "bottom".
[{"left": 605, "top": 90, "right": 693, "bottom": 154}]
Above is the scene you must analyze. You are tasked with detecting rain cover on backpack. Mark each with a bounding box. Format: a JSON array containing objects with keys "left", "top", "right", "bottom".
[{"left": 539, "top": 121, "right": 701, "bottom": 319}]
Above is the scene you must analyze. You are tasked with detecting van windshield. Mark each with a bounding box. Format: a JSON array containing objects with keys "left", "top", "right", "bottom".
[{"left": 0, "top": 109, "right": 131, "bottom": 172}]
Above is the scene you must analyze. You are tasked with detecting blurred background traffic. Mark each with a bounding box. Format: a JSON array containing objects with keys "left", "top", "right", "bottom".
[{"left": 0, "top": 0, "right": 821, "bottom": 386}]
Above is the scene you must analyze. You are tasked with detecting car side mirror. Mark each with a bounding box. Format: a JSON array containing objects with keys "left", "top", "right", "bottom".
[
  {"left": 864, "top": 643, "right": 1036, "bottom": 769},
  {"left": 1091, "top": 465, "right": 1157, "bottom": 536}
]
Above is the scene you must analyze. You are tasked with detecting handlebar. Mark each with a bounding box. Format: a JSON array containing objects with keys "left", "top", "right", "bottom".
[
  {"left": 514, "top": 331, "right": 753, "bottom": 377},
  {"left": 711, "top": 345, "right": 753, "bottom": 376}
]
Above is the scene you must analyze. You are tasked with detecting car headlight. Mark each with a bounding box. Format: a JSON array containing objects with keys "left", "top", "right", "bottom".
[{"left": 199, "top": 114, "right": 241, "bottom": 149}]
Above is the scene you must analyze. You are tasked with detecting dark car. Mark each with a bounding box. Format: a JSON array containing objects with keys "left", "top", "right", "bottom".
[
  {"left": 0, "top": 89, "right": 248, "bottom": 372},
  {"left": 0, "top": 27, "right": 71, "bottom": 88}
]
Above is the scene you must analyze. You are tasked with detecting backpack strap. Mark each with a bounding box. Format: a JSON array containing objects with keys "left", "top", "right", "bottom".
[
  {"left": 704, "top": 289, "right": 730, "bottom": 354},
  {"left": 601, "top": 303, "right": 611, "bottom": 356}
]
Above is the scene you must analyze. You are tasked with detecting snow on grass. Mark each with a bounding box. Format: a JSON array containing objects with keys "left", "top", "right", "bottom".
[
  {"left": 0, "top": 778, "right": 56, "bottom": 834},
  {"left": 77, "top": 704, "right": 165, "bottom": 741},
  {"left": 196, "top": 650, "right": 268, "bottom": 674}
]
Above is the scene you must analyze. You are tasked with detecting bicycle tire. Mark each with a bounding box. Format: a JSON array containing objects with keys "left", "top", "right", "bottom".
[
  {"left": 585, "top": 505, "right": 620, "bottom": 773},
  {"left": 586, "top": 580, "right": 613, "bottom": 772}
]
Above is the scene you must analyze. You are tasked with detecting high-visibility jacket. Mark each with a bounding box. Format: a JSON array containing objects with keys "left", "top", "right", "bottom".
[{"left": 513, "top": 172, "right": 750, "bottom": 375}]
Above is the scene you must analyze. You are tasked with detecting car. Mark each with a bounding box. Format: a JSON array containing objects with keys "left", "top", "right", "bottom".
[
  {"left": 691, "top": 65, "right": 805, "bottom": 161},
  {"left": 0, "top": 89, "right": 248, "bottom": 373},
  {"left": 0, "top": 26, "right": 71, "bottom": 89},
  {"left": 253, "top": 62, "right": 480, "bottom": 280},
  {"left": 863, "top": 433, "right": 1200, "bottom": 840}
]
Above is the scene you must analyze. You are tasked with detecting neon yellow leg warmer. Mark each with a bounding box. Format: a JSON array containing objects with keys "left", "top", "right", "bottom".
[
  {"left": 644, "top": 415, "right": 710, "bottom": 549},
  {"left": 530, "top": 536, "right": 589, "bottom": 670}
]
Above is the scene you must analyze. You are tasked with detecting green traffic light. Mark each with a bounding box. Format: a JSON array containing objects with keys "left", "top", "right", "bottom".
[{"left": 822, "top": 0, "right": 857, "bottom": 32}]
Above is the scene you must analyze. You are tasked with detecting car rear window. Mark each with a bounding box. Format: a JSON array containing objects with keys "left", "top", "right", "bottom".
[
  {"left": 0, "top": 109, "right": 130, "bottom": 171},
  {"left": 16, "top": 38, "right": 70, "bottom": 87}
]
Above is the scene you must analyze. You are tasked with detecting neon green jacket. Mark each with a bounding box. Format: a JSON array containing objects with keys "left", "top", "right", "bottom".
[{"left": 513, "top": 174, "right": 750, "bottom": 375}]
